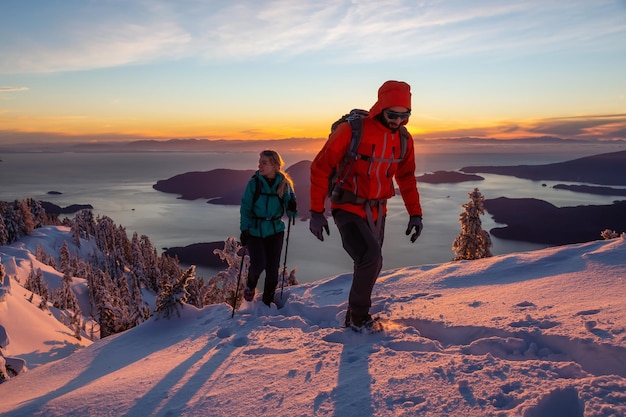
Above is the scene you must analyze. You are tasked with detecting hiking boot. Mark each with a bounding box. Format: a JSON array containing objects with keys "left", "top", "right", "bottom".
[
  {"left": 243, "top": 286, "right": 255, "bottom": 302},
  {"left": 344, "top": 307, "right": 368, "bottom": 328},
  {"left": 349, "top": 314, "right": 384, "bottom": 334},
  {"left": 262, "top": 290, "right": 275, "bottom": 307}
]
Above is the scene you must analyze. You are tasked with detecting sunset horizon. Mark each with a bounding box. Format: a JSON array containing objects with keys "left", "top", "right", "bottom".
[{"left": 2, "top": 1, "right": 625, "bottom": 146}]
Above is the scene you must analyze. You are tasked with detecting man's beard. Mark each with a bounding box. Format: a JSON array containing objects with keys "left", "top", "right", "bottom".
[{"left": 376, "top": 113, "right": 400, "bottom": 132}]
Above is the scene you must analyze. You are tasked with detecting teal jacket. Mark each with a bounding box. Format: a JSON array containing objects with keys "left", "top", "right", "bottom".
[{"left": 240, "top": 171, "right": 297, "bottom": 238}]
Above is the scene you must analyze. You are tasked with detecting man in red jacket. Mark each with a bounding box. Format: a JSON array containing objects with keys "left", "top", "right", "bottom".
[{"left": 309, "top": 80, "right": 424, "bottom": 333}]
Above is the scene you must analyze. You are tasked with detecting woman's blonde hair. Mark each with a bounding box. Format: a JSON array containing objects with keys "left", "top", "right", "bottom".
[{"left": 260, "top": 149, "right": 294, "bottom": 196}]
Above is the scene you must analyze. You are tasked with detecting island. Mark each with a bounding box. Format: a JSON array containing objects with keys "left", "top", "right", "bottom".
[
  {"left": 416, "top": 170, "right": 484, "bottom": 184},
  {"left": 552, "top": 184, "right": 626, "bottom": 196},
  {"left": 164, "top": 242, "right": 227, "bottom": 268},
  {"left": 460, "top": 149, "right": 626, "bottom": 186},
  {"left": 39, "top": 201, "right": 94, "bottom": 214},
  {"left": 484, "top": 197, "right": 626, "bottom": 245}
]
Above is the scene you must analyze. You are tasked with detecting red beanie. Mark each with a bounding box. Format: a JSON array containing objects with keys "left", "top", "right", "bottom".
[{"left": 369, "top": 80, "right": 412, "bottom": 117}]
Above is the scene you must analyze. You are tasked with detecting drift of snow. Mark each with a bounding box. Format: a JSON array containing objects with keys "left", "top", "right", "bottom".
[{"left": 1, "top": 227, "right": 625, "bottom": 416}]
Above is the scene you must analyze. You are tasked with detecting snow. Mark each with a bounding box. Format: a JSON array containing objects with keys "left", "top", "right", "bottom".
[{"left": 1, "top": 228, "right": 626, "bottom": 416}]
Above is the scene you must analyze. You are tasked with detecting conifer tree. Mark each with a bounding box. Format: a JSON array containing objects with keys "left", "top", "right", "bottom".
[
  {"left": 59, "top": 241, "right": 72, "bottom": 276},
  {"left": 53, "top": 273, "right": 80, "bottom": 313},
  {"left": 185, "top": 274, "right": 209, "bottom": 308},
  {"left": 155, "top": 266, "right": 196, "bottom": 319},
  {"left": 26, "top": 198, "right": 47, "bottom": 228},
  {"left": 1, "top": 204, "right": 21, "bottom": 243},
  {"left": 14, "top": 200, "right": 35, "bottom": 237},
  {"left": 452, "top": 188, "right": 493, "bottom": 261},
  {"left": 70, "top": 220, "right": 82, "bottom": 247},
  {"left": 24, "top": 262, "right": 50, "bottom": 302},
  {"left": 0, "top": 216, "right": 8, "bottom": 245},
  {"left": 206, "top": 237, "right": 248, "bottom": 307},
  {"left": 129, "top": 272, "right": 150, "bottom": 326}
]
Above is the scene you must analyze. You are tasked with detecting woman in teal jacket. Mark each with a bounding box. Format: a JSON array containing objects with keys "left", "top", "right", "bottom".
[{"left": 240, "top": 150, "right": 297, "bottom": 306}]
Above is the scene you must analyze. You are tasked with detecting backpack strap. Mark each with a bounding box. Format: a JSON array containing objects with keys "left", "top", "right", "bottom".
[
  {"left": 329, "top": 116, "right": 410, "bottom": 204},
  {"left": 250, "top": 175, "right": 285, "bottom": 222}
]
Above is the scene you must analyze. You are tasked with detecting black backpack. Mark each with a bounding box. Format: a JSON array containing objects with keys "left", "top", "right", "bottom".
[{"left": 327, "top": 109, "right": 409, "bottom": 201}]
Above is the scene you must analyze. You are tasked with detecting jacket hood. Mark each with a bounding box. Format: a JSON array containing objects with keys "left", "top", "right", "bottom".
[{"left": 369, "top": 80, "right": 412, "bottom": 123}]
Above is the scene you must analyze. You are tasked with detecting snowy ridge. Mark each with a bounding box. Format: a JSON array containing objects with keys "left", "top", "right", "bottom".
[{"left": 1, "top": 230, "right": 625, "bottom": 416}]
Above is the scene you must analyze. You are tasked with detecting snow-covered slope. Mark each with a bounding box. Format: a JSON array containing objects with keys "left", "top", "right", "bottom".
[{"left": 1, "top": 229, "right": 625, "bottom": 416}]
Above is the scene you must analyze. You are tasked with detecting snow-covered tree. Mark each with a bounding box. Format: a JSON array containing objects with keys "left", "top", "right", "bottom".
[
  {"left": 1, "top": 203, "right": 21, "bottom": 243},
  {"left": 14, "top": 200, "right": 35, "bottom": 237},
  {"left": 58, "top": 241, "right": 72, "bottom": 276},
  {"left": 155, "top": 266, "right": 196, "bottom": 319},
  {"left": 205, "top": 237, "right": 249, "bottom": 307},
  {"left": 129, "top": 272, "right": 150, "bottom": 326},
  {"left": 24, "top": 262, "right": 50, "bottom": 302},
  {"left": 26, "top": 198, "right": 47, "bottom": 228},
  {"left": 53, "top": 273, "right": 80, "bottom": 313},
  {"left": 601, "top": 229, "right": 620, "bottom": 240},
  {"left": 452, "top": 188, "right": 493, "bottom": 261},
  {"left": 0, "top": 216, "right": 8, "bottom": 245},
  {"left": 70, "top": 310, "right": 82, "bottom": 341},
  {"left": 182, "top": 274, "right": 204, "bottom": 308}
]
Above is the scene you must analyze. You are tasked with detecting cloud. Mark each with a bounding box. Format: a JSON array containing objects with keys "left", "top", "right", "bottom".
[
  {"left": 1, "top": 0, "right": 624, "bottom": 73},
  {"left": 416, "top": 114, "right": 626, "bottom": 141},
  {"left": 527, "top": 114, "right": 626, "bottom": 140},
  {"left": 0, "top": 87, "right": 29, "bottom": 92}
]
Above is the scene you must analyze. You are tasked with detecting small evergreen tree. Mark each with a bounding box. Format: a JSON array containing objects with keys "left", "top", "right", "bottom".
[
  {"left": 0, "top": 216, "right": 8, "bottom": 246},
  {"left": 58, "top": 241, "right": 72, "bottom": 276},
  {"left": 452, "top": 188, "right": 493, "bottom": 261},
  {"left": 205, "top": 237, "right": 248, "bottom": 307},
  {"left": 53, "top": 273, "right": 80, "bottom": 313},
  {"left": 155, "top": 266, "right": 196, "bottom": 319},
  {"left": 24, "top": 262, "right": 50, "bottom": 302}
]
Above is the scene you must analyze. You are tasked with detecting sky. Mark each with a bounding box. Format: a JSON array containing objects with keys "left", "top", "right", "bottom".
[
  {"left": 1, "top": 226, "right": 626, "bottom": 416},
  {"left": 1, "top": 0, "right": 626, "bottom": 145}
]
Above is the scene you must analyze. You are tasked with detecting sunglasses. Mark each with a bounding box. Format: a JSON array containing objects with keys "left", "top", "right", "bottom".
[{"left": 384, "top": 110, "right": 411, "bottom": 120}]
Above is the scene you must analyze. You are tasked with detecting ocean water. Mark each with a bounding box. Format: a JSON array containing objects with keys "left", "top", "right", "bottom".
[{"left": 1, "top": 146, "right": 624, "bottom": 282}]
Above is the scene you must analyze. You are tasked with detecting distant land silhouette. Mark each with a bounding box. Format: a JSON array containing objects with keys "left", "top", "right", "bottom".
[
  {"left": 461, "top": 150, "right": 626, "bottom": 186},
  {"left": 484, "top": 197, "right": 626, "bottom": 245},
  {"left": 552, "top": 184, "right": 626, "bottom": 196},
  {"left": 40, "top": 201, "right": 93, "bottom": 214},
  {"left": 163, "top": 242, "right": 227, "bottom": 268},
  {"left": 416, "top": 171, "right": 484, "bottom": 184}
]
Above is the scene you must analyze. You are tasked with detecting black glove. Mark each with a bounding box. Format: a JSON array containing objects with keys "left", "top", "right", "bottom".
[
  {"left": 240, "top": 230, "right": 250, "bottom": 246},
  {"left": 405, "top": 216, "right": 423, "bottom": 243},
  {"left": 309, "top": 211, "right": 330, "bottom": 241},
  {"left": 286, "top": 199, "right": 298, "bottom": 222}
]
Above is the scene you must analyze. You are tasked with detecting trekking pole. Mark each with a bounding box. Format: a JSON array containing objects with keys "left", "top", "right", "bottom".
[
  {"left": 280, "top": 216, "right": 294, "bottom": 299},
  {"left": 232, "top": 247, "right": 246, "bottom": 318}
]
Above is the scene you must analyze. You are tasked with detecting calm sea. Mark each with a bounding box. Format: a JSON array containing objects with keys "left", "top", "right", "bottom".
[{"left": 1, "top": 146, "right": 624, "bottom": 282}]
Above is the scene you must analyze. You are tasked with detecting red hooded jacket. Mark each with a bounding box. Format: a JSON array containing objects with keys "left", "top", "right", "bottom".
[{"left": 310, "top": 81, "right": 423, "bottom": 220}]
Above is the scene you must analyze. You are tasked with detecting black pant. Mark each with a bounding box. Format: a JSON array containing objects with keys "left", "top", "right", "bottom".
[
  {"left": 333, "top": 209, "right": 385, "bottom": 321},
  {"left": 246, "top": 231, "right": 284, "bottom": 305}
]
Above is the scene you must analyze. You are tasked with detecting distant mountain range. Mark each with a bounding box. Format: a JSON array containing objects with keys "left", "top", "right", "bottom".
[{"left": 1, "top": 136, "right": 624, "bottom": 153}]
